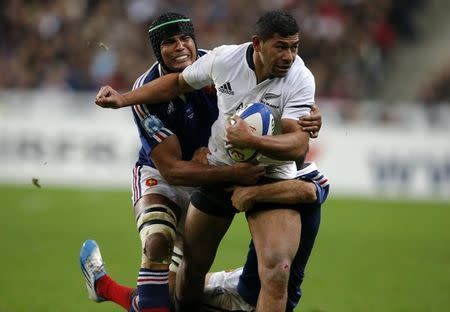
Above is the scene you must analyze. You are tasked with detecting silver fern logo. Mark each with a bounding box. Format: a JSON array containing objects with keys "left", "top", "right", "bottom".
[
  {"left": 261, "top": 92, "right": 281, "bottom": 108},
  {"left": 263, "top": 92, "right": 281, "bottom": 99}
]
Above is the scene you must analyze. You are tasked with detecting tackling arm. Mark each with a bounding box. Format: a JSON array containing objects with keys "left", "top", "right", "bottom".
[
  {"left": 95, "top": 73, "right": 194, "bottom": 109},
  {"left": 231, "top": 179, "right": 317, "bottom": 212},
  {"left": 151, "top": 136, "right": 265, "bottom": 186}
]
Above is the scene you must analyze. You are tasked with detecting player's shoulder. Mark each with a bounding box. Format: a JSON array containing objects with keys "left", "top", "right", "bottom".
[
  {"left": 209, "top": 43, "right": 249, "bottom": 62},
  {"left": 133, "top": 62, "right": 161, "bottom": 90},
  {"left": 206, "top": 43, "right": 250, "bottom": 77},
  {"left": 213, "top": 42, "right": 249, "bottom": 53}
]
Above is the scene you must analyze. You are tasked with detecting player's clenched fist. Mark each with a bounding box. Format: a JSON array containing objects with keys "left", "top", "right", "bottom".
[
  {"left": 225, "top": 116, "right": 254, "bottom": 149},
  {"left": 95, "top": 86, "right": 127, "bottom": 109}
]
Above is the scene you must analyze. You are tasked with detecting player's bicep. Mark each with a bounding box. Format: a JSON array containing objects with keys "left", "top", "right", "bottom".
[
  {"left": 150, "top": 135, "right": 183, "bottom": 173},
  {"left": 282, "top": 118, "right": 310, "bottom": 159},
  {"left": 281, "top": 118, "right": 309, "bottom": 141},
  {"left": 177, "top": 73, "right": 196, "bottom": 93}
]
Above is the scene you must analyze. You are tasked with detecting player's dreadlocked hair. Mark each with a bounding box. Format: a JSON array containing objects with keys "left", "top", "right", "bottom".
[{"left": 148, "top": 12, "right": 197, "bottom": 73}]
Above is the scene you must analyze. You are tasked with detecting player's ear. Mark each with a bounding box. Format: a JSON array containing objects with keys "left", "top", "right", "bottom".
[{"left": 252, "top": 35, "right": 262, "bottom": 52}]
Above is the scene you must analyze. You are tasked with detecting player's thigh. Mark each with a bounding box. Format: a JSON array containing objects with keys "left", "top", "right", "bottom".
[
  {"left": 132, "top": 165, "right": 194, "bottom": 227},
  {"left": 247, "top": 208, "right": 301, "bottom": 263},
  {"left": 134, "top": 193, "right": 181, "bottom": 221},
  {"left": 183, "top": 202, "right": 233, "bottom": 268}
]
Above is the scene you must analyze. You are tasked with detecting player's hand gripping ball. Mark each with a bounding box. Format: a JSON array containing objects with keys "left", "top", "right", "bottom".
[{"left": 226, "top": 103, "right": 275, "bottom": 162}]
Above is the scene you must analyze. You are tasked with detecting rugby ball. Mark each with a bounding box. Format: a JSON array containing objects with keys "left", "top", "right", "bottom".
[{"left": 226, "top": 102, "right": 275, "bottom": 162}]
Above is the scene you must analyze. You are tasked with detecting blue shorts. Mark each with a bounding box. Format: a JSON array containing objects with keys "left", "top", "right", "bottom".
[{"left": 190, "top": 162, "right": 329, "bottom": 219}]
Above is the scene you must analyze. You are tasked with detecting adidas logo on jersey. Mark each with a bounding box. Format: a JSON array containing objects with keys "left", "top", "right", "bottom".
[{"left": 218, "top": 82, "right": 234, "bottom": 95}]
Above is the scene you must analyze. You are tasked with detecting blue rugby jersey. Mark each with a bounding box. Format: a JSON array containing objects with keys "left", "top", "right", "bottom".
[{"left": 131, "top": 50, "right": 218, "bottom": 168}]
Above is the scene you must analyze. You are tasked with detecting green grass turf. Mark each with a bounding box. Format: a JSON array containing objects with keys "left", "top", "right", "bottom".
[{"left": 0, "top": 184, "right": 449, "bottom": 311}]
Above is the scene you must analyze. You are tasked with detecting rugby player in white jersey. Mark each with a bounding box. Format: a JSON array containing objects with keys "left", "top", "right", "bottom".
[{"left": 96, "top": 10, "right": 319, "bottom": 312}]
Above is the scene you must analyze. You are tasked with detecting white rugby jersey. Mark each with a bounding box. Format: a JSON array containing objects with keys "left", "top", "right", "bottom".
[{"left": 182, "top": 42, "right": 315, "bottom": 179}]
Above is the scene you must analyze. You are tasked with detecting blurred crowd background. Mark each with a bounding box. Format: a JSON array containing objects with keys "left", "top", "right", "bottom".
[{"left": 4, "top": 0, "right": 449, "bottom": 104}]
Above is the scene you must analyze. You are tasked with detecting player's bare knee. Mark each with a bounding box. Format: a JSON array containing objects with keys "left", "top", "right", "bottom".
[
  {"left": 144, "top": 232, "right": 174, "bottom": 262},
  {"left": 259, "top": 255, "right": 291, "bottom": 289},
  {"left": 260, "top": 251, "right": 291, "bottom": 270},
  {"left": 260, "top": 267, "right": 290, "bottom": 294},
  {"left": 261, "top": 261, "right": 290, "bottom": 278}
]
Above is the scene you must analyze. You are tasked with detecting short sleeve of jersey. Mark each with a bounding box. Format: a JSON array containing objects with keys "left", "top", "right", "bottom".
[
  {"left": 296, "top": 163, "right": 330, "bottom": 205},
  {"left": 182, "top": 49, "right": 216, "bottom": 90},
  {"left": 311, "top": 180, "right": 329, "bottom": 205},
  {"left": 131, "top": 66, "right": 176, "bottom": 161},
  {"left": 133, "top": 108, "right": 174, "bottom": 155},
  {"left": 282, "top": 66, "right": 316, "bottom": 120}
]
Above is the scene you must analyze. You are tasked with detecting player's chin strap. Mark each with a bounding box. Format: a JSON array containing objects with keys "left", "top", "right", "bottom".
[{"left": 136, "top": 204, "right": 177, "bottom": 266}]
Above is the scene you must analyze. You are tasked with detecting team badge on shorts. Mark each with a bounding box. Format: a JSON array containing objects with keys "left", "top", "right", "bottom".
[{"left": 145, "top": 178, "right": 158, "bottom": 187}]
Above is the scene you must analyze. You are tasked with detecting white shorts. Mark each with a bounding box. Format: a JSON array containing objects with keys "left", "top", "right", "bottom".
[
  {"left": 206, "top": 268, "right": 243, "bottom": 289},
  {"left": 202, "top": 286, "right": 255, "bottom": 312},
  {"left": 202, "top": 268, "right": 255, "bottom": 311},
  {"left": 131, "top": 164, "right": 197, "bottom": 232}
]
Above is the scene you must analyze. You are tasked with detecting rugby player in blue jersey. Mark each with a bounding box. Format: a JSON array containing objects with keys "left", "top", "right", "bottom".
[
  {"left": 91, "top": 14, "right": 325, "bottom": 311},
  {"left": 82, "top": 12, "right": 264, "bottom": 312}
]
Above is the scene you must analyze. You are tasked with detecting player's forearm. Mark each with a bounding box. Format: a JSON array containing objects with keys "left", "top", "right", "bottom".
[
  {"left": 247, "top": 180, "right": 317, "bottom": 204},
  {"left": 122, "top": 73, "right": 191, "bottom": 107},
  {"left": 246, "top": 132, "right": 309, "bottom": 160},
  {"left": 160, "top": 161, "right": 238, "bottom": 186}
]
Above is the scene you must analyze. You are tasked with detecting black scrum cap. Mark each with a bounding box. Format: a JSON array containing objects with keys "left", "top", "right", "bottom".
[{"left": 148, "top": 12, "right": 196, "bottom": 72}]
